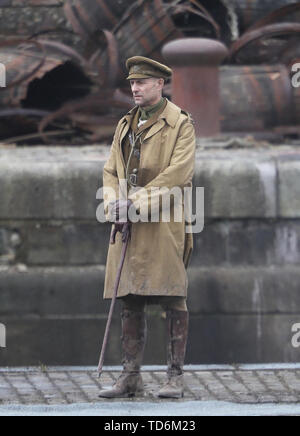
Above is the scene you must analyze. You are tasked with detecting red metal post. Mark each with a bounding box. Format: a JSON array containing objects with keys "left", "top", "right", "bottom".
[{"left": 162, "top": 38, "right": 228, "bottom": 138}]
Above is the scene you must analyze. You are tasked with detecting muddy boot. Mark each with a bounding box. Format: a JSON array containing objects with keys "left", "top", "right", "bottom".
[
  {"left": 158, "top": 310, "right": 189, "bottom": 399},
  {"left": 99, "top": 309, "right": 146, "bottom": 398}
]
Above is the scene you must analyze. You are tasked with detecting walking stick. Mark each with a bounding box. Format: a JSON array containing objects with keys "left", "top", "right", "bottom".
[{"left": 97, "top": 222, "right": 131, "bottom": 379}]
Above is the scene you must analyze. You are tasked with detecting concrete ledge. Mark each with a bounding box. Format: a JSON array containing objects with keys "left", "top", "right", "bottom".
[
  {"left": 1, "top": 265, "right": 300, "bottom": 365},
  {"left": 189, "top": 314, "right": 300, "bottom": 364},
  {"left": 279, "top": 160, "right": 300, "bottom": 217},
  {"left": 18, "top": 221, "right": 110, "bottom": 266},
  {"left": 0, "top": 145, "right": 300, "bottom": 219},
  {"left": 188, "top": 265, "right": 300, "bottom": 314},
  {"left": 0, "top": 312, "right": 299, "bottom": 365},
  {"left": 0, "top": 265, "right": 108, "bottom": 316},
  {"left": 192, "top": 219, "right": 300, "bottom": 267},
  {"left": 2, "top": 265, "right": 300, "bottom": 316},
  {"left": 3, "top": 363, "right": 300, "bottom": 372},
  {"left": 1, "top": 218, "right": 300, "bottom": 266},
  {"left": 0, "top": 313, "right": 167, "bottom": 366},
  {"left": 0, "top": 160, "right": 104, "bottom": 219},
  {"left": 194, "top": 158, "right": 277, "bottom": 218}
]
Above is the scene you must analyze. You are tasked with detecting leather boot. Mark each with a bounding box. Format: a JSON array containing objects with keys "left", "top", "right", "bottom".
[
  {"left": 158, "top": 310, "right": 189, "bottom": 399},
  {"left": 99, "top": 309, "right": 146, "bottom": 398}
]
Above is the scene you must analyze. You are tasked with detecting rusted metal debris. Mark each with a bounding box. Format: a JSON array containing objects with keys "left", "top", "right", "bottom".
[
  {"left": 223, "top": 0, "right": 300, "bottom": 34},
  {"left": 0, "top": 38, "right": 94, "bottom": 144},
  {"left": 64, "top": 0, "right": 136, "bottom": 47},
  {"left": 229, "top": 3, "right": 300, "bottom": 66},
  {"left": 247, "top": 3, "right": 300, "bottom": 31},
  {"left": 0, "top": 0, "right": 229, "bottom": 144},
  {"left": 38, "top": 88, "right": 133, "bottom": 143},
  {"left": 1, "top": 0, "right": 300, "bottom": 144},
  {"left": 0, "top": 39, "right": 89, "bottom": 107},
  {"left": 229, "top": 23, "right": 300, "bottom": 64},
  {"left": 89, "top": 0, "right": 223, "bottom": 87},
  {"left": 220, "top": 64, "right": 295, "bottom": 132}
]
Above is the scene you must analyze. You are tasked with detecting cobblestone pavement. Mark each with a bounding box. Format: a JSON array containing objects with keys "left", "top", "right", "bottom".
[{"left": 0, "top": 364, "right": 300, "bottom": 408}]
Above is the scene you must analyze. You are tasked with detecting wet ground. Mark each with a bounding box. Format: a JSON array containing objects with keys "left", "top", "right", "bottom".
[{"left": 0, "top": 364, "right": 300, "bottom": 416}]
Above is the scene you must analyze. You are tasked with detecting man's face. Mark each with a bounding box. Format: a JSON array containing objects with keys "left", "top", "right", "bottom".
[{"left": 130, "top": 78, "right": 164, "bottom": 107}]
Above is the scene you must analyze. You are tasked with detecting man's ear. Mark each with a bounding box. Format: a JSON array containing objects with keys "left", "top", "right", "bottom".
[{"left": 158, "top": 78, "right": 165, "bottom": 89}]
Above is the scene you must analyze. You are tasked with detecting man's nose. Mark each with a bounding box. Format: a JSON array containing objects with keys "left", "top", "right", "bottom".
[{"left": 131, "top": 83, "right": 139, "bottom": 93}]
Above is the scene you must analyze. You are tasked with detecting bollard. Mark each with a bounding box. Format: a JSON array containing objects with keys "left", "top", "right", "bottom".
[{"left": 162, "top": 38, "right": 228, "bottom": 138}]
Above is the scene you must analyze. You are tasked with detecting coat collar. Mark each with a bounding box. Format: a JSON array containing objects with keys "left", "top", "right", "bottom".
[
  {"left": 158, "top": 99, "right": 181, "bottom": 128},
  {"left": 121, "top": 98, "right": 181, "bottom": 130},
  {"left": 118, "top": 99, "right": 181, "bottom": 145}
]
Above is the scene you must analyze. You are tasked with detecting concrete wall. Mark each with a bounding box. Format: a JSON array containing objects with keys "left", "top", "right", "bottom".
[
  {"left": 0, "top": 0, "right": 67, "bottom": 36},
  {"left": 0, "top": 144, "right": 300, "bottom": 366},
  {"left": 0, "top": 0, "right": 82, "bottom": 49}
]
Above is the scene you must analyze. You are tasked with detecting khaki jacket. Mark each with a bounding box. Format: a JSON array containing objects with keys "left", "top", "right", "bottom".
[{"left": 103, "top": 99, "right": 196, "bottom": 299}]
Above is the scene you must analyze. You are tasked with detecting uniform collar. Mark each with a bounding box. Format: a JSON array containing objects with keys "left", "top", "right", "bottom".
[
  {"left": 139, "top": 98, "right": 165, "bottom": 121},
  {"left": 123, "top": 98, "right": 181, "bottom": 128}
]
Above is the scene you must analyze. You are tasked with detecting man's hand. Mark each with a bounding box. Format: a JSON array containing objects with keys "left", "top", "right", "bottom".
[
  {"left": 109, "top": 199, "right": 134, "bottom": 223},
  {"left": 108, "top": 200, "right": 134, "bottom": 244},
  {"left": 110, "top": 222, "right": 131, "bottom": 244}
]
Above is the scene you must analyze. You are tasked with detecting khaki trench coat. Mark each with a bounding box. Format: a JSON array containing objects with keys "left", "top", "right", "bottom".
[{"left": 102, "top": 99, "right": 196, "bottom": 299}]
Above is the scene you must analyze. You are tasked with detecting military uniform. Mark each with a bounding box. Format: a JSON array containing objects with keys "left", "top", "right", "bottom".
[
  {"left": 99, "top": 56, "right": 196, "bottom": 399},
  {"left": 122, "top": 97, "right": 167, "bottom": 191}
]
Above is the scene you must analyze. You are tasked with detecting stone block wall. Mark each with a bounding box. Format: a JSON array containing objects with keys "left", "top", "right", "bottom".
[
  {"left": 0, "top": 145, "right": 300, "bottom": 366},
  {"left": 0, "top": 0, "right": 83, "bottom": 50},
  {"left": 0, "top": 0, "right": 68, "bottom": 37}
]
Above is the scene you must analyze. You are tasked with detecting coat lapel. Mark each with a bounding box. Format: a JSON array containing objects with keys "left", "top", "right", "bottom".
[
  {"left": 118, "top": 109, "right": 136, "bottom": 170},
  {"left": 119, "top": 121, "right": 130, "bottom": 146},
  {"left": 143, "top": 119, "right": 165, "bottom": 141},
  {"left": 143, "top": 100, "right": 181, "bottom": 141}
]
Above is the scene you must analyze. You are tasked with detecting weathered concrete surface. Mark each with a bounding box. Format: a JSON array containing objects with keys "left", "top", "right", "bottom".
[
  {"left": 279, "top": 160, "right": 300, "bottom": 218},
  {"left": 194, "top": 158, "right": 277, "bottom": 218},
  {"left": 0, "top": 161, "right": 104, "bottom": 219},
  {"left": 2, "top": 401, "right": 300, "bottom": 416},
  {"left": 0, "top": 1, "right": 69, "bottom": 37},
  {"left": 1, "top": 144, "right": 300, "bottom": 365},
  {"left": 2, "top": 219, "right": 300, "bottom": 267},
  {"left": 1, "top": 265, "right": 300, "bottom": 364},
  {"left": 1, "top": 365, "right": 300, "bottom": 416}
]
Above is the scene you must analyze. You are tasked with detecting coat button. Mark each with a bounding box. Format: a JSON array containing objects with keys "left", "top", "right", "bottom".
[{"left": 134, "top": 149, "right": 140, "bottom": 159}]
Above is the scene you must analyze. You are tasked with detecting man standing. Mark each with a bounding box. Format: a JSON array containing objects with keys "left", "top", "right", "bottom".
[{"left": 99, "top": 56, "right": 196, "bottom": 399}]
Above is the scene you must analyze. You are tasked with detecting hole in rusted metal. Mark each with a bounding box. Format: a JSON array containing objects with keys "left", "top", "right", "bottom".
[{"left": 22, "top": 61, "right": 92, "bottom": 111}]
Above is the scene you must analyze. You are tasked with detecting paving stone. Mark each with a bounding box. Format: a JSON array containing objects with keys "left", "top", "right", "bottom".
[
  {"left": 0, "top": 366, "right": 300, "bottom": 406},
  {"left": 277, "top": 371, "right": 300, "bottom": 394}
]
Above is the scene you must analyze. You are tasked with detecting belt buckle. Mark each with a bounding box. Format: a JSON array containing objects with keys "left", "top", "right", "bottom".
[{"left": 129, "top": 173, "right": 138, "bottom": 187}]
